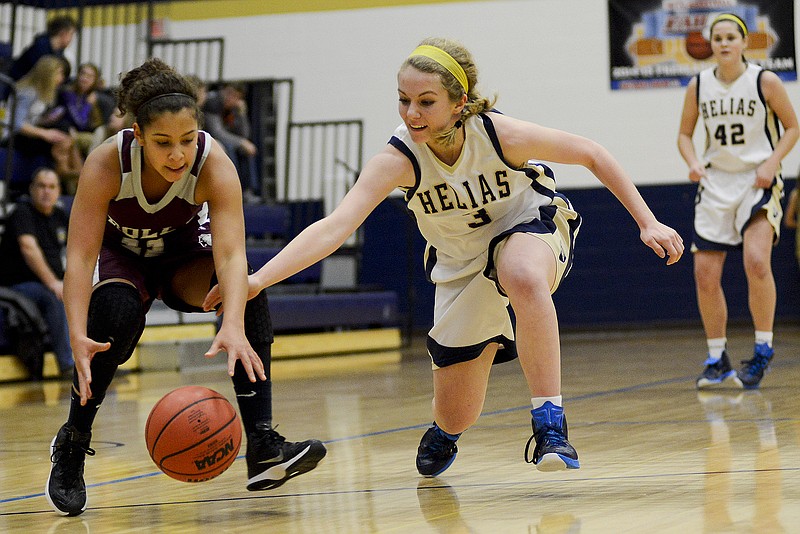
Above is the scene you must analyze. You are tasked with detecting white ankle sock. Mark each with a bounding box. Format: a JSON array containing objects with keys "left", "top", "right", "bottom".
[
  {"left": 755, "top": 331, "right": 773, "bottom": 347},
  {"left": 706, "top": 338, "right": 727, "bottom": 360},
  {"left": 531, "top": 395, "right": 562, "bottom": 410}
]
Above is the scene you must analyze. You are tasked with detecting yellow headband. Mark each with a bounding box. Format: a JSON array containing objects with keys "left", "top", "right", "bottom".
[
  {"left": 409, "top": 45, "right": 468, "bottom": 93},
  {"left": 712, "top": 13, "right": 748, "bottom": 36}
]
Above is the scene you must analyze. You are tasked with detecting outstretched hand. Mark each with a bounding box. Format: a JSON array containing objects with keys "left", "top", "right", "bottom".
[
  {"left": 202, "top": 274, "right": 264, "bottom": 315},
  {"left": 204, "top": 325, "right": 266, "bottom": 382},
  {"left": 72, "top": 335, "right": 112, "bottom": 405},
  {"left": 640, "top": 222, "right": 685, "bottom": 265}
]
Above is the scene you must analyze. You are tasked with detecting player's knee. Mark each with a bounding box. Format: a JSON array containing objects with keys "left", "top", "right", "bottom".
[
  {"left": 743, "top": 252, "right": 772, "bottom": 280},
  {"left": 502, "top": 271, "right": 551, "bottom": 306},
  {"left": 435, "top": 413, "right": 476, "bottom": 435},
  {"left": 694, "top": 266, "right": 722, "bottom": 292},
  {"left": 433, "top": 399, "right": 480, "bottom": 434},
  {"left": 88, "top": 282, "right": 145, "bottom": 366}
]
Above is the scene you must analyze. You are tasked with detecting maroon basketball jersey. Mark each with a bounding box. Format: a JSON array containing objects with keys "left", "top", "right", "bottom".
[{"left": 103, "top": 129, "right": 212, "bottom": 257}]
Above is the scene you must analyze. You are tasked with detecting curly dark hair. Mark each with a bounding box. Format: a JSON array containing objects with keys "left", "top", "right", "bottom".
[{"left": 116, "top": 58, "right": 199, "bottom": 128}]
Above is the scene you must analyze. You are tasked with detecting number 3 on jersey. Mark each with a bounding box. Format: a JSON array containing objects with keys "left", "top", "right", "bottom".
[{"left": 468, "top": 208, "right": 492, "bottom": 228}]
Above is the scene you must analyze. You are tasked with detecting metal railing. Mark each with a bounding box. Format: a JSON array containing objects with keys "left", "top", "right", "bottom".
[
  {"left": 284, "top": 119, "right": 363, "bottom": 206},
  {"left": 284, "top": 119, "right": 364, "bottom": 285},
  {"left": 248, "top": 78, "right": 292, "bottom": 201},
  {"left": 72, "top": 1, "right": 151, "bottom": 82},
  {"left": 148, "top": 37, "right": 223, "bottom": 83}
]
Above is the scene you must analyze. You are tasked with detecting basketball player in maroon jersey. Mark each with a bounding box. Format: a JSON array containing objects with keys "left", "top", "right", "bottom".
[{"left": 45, "top": 58, "right": 325, "bottom": 517}]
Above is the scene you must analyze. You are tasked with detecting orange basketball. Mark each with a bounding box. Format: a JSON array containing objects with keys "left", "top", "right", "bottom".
[
  {"left": 145, "top": 386, "right": 242, "bottom": 483},
  {"left": 686, "top": 32, "right": 713, "bottom": 60}
]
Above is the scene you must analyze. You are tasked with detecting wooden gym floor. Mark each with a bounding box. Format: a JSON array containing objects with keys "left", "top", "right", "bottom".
[{"left": 1, "top": 322, "right": 799, "bottom": 533}]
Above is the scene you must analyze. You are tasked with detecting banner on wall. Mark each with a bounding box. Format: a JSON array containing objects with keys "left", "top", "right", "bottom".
[{"left": 608, "top": 0, "right": 797, "bottom": 90}]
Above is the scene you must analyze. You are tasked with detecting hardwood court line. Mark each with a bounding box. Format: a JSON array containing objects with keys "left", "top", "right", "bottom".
[
  {"left": 0, "top": 369, "right": 777, "bottom": 508},
  {"left": 8, "top": 462, "right": 800, "bottom": 518},
  {"left": 325, "top": 374, "right": 699, "bottom": 444},
  {"left": 0, "top": 372, "right": 701, "bottom": 507},
  {"left": 0, "top": 470, "right": 163, "bottom": 507}
]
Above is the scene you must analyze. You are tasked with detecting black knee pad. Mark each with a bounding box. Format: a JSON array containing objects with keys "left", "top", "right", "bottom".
[
  {"left": 87, "top": 282, "right": 145, "bottom": 367},
  {"left": 245, "top": 289, "right": 273, "bottom": 345},
  {"left": 233, "top": 289, "right": 273, "bottom": 382}
]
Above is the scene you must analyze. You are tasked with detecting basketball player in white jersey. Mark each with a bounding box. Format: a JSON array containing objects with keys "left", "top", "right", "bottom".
[
  {"left": 678, "top": 13, "right": 798, "bottom": 391},
  {"left": 205, "top": 37, "right": 684, "bottom": 476}
]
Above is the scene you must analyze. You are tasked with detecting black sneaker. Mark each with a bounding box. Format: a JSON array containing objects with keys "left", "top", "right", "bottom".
[
  {"left": 696, "top": 351, "right": 737, "bottom": 389},
  {"left": 525, "top": 402, "right": 580, "bottom": 471},
  {"left": 416, "top": 423, "right": 458, "bottom": 477},
  {"left": 245, "top": 424, "right": 326, "bottom": 491},
  {"left": 735, "top": 344, "right": 775, "bottom": 390},
  {"left": 45, "top": 424, "right": 95, "bottom": 516}
]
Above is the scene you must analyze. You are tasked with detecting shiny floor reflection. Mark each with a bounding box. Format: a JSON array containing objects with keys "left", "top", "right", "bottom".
[{"left": 1, "top": 324, "right": 798, "bottom": 533}]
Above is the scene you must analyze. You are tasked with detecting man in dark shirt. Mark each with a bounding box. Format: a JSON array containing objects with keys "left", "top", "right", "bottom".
[
  {"left": 8, "top": 15, "right": 77, "bottom": 82},
  {"left": 0, "top": 167, "right": 73, "bottom": 375}
]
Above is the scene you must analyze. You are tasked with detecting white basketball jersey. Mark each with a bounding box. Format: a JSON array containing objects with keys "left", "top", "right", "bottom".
[
  {"left": 389, "top": 112, "right": 556, "bottom": 281},
  {"left": 697, "top": 63, "right": 781, "bottom": 173}
]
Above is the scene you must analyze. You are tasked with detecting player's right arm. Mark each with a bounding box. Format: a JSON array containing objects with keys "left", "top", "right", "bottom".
[
  {"left": 64, "top": 140, "right": 120, "bottom": 404},
  {"left": 677, "top": 76, "right": 705, "bottom": 183}
]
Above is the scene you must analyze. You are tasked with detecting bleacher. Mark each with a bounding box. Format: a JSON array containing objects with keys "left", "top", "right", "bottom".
[{"left": 242, "top": 201, "right": 400, "bottom": 337}]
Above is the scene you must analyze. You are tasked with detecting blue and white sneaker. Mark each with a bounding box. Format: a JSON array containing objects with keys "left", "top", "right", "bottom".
[
  {"left": 525, "top": 402, "right": 580, "bottom": 471},
  {"left": 735, "top": 344, "right": 775, "bottom": 390},
  {"left": 416, "top": 423, "right": 458, "bottom": 477},
  {"left": 696, "top": 351, "right": 737, "bottom": 389}
]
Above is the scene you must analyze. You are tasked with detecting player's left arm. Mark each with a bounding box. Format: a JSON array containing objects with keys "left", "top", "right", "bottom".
[
  {"left": 758, "top": 71, "right": 799, "bottom": 188},
  {"left": 196, "top": 140, "right": 265, "bottom": 382},
  {"left": 493, "top": 113, "right": 684, "bottom": 265}
]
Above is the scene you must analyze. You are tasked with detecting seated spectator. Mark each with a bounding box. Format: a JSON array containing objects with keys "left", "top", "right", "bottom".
[
  {"left": 57, "top": 63, "right": 104, "bottom": 158},
  {"left": 1, "top": 15, "right": 77, "bottom": 101},
  {"left": 86, "top": 104, "right": 134, "bottom": 156},
  {"left": 7, "top": 55, "right": 82, "bottom": 193},
  {"left": 0, "top": 167, "right": 73, "bottom": 379},
  {"left": 81, "top": 70, "right": 121, "bottom": 151},
  {"left": 202, "top": 82, "right": 260, "bottom": 202}
]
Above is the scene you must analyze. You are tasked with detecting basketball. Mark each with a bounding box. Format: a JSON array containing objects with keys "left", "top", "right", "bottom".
[
  {"left": 145, "top": 386, "right": 242, "bottom": 483},
  {"left": 685, "top": 32, "right": 713, "bottom": 60}
]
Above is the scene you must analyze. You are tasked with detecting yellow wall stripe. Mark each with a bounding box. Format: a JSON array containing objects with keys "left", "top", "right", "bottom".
[{"left": 160, "top": 0, "right": 485, "bottom": 21}]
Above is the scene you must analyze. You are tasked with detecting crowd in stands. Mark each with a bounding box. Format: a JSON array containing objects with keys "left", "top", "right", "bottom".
[
  {"left": 0, "top": 15, "right": 127, "bottom": 380},
  {"left": 0, "top": 16, "right": 266, "bottom": 380},
  {"left": 0, "top": 15, "right": 136, "bottom": 200},
  {"left": 1, "top": 24, "right": 262, "bottom": 203}
]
